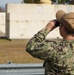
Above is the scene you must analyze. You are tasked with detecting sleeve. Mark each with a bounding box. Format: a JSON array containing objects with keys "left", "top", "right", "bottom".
[{"left": 26, "top": 28, "right": 58, "bottom": 60}]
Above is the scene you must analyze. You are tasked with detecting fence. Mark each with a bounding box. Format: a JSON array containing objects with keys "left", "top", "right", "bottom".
[{"left": 0, "top": 63, "right": 44, "bottom": 75}]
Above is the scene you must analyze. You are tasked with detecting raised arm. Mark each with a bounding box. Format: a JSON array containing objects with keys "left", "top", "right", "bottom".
[{"left": 26, "top": 20, "right": 60, "bottom": 60}]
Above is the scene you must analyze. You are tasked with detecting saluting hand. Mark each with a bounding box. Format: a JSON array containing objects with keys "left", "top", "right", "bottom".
[{"left": 45, "top": 19, "right": 58, "bottom": 31}]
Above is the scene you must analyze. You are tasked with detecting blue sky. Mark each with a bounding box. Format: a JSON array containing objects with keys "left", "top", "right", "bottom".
[{"left": 0, "top": 0, "right": 23, "bottom": 7}]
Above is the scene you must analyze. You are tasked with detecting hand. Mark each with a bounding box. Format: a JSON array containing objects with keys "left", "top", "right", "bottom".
[{"left": 45, "top": 19, "right": 59, "bottom": 31}]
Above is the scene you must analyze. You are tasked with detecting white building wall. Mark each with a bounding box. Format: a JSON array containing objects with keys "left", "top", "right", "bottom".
[
  {"left": 5, "top": 4, "right": 74, "bottom": 39},
  {"left": 0, "top": 13, "right": 5, "bottom": 36}
]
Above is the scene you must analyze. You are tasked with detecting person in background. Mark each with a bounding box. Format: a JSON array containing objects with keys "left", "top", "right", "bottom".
[{"left": 26, "top": 10, "right": 74, "bottom": 75}]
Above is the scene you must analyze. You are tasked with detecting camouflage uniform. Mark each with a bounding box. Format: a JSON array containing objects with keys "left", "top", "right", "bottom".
[{"left": 26, "top": 28, "right": 74, "bottom": 75}]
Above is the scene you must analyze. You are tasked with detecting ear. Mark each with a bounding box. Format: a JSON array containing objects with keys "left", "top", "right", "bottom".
[{"left": 63, "top": 26, "right": 67, "bottom": 33}]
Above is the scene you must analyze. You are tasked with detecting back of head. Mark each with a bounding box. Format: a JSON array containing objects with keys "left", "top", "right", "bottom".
[{"left": 56, "top": 10, "right": 74, "bottom": 33}]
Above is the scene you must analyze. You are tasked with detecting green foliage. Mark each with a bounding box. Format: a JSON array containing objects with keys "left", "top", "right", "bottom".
[
  {"left": 51, "top": 0, "right": 56, "bottom": 3},
  {"left": 23, "top": 0, "right": 40, "bottom": 3},
  {"left": 23, "top": 0, "right": 70, "bottom": 4},
  {"left": 23, "top": 0, "right": 33, "bottom": 3},
  {"left": 34, "top": 0, "right": 40, "bottom": 3},
  {"left": 51, "top": 0, "right": 69, "bottom": 4}
]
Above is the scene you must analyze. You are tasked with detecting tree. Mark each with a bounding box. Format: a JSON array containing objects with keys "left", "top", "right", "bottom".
[
  {"left": 23, "top": 0, "right": 40, "bottom": 3},
  {"left": 0, "top": 6, "right": 5, "bottom": 12},
  {"left": 23, "top": 0, "right": 70, "bottom": 4},
  {"left": 69, "top": 0, "right": 74, "bottom": 4},
  {"left": 34, "top": 0, "right": 40, "bottom": 3},
  {"left": 51, "top": 0, "right": 69, "bottom": 4}
]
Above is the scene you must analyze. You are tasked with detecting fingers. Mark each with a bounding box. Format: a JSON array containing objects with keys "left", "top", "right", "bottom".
[
  {"left": 45, "top": 19, "right": 60, "bottom": 31},
  {"left": 45, "top": 20, "right": 56, "bottom": 31}
]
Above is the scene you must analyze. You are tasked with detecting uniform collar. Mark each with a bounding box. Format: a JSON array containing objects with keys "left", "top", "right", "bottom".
[{"left": 63, "top": 39, "right": 74, "bottom": 43}]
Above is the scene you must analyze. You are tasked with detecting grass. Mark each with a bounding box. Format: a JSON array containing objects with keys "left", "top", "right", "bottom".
[{"left": 0, "top": 39, "right": 43, "bottom": 64}]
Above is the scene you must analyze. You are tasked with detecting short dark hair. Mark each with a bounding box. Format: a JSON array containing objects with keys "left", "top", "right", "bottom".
[{"left": 65, "top": 27, "right": 74, "bottom": 35}]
